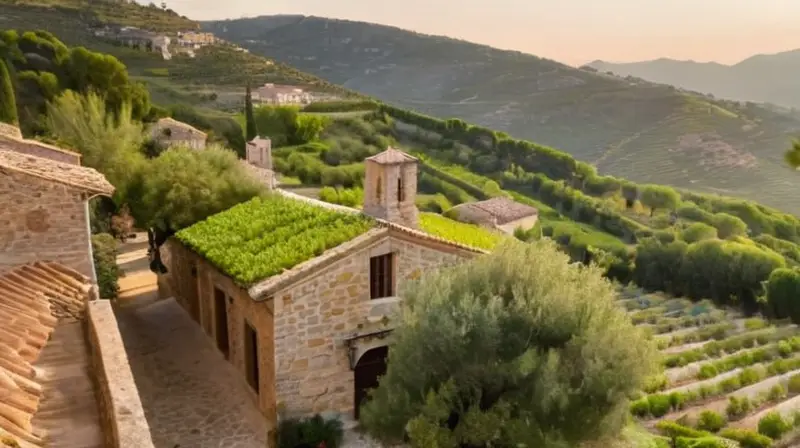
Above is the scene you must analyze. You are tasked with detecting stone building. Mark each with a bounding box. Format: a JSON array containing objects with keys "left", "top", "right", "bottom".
[
  {"left": 150, "top": 117, "right": 207, "bottom": 150},
  {"left": 252, "top": 83, "right": 313, "bottom": 105},
  {"left": 242, "top": 137, "right": 275, "bottom": 189},
  {"left": 161, "top": 147, "right": 500, "bottom": 428},
  {"left": 449, "top": 196, "right": 539, "bottom": 235},
  {"left": 0, "top": 144, "right": 115, "bottom": 278}
]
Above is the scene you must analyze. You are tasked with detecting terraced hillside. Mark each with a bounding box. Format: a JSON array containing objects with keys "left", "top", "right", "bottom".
[
  {"left": 624, "top": 287, "right": 800, "bottom": 446},
  {"left": 0, "top": 1, "right": 355, "bottom": 110},
  {"left": 202, "top": 15, "right": 800, "bottom": 214}
]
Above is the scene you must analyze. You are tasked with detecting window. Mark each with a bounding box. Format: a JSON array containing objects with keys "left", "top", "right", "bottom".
[
  {"left": 369, "top": 253, "right": 394, "bottom": 299},
  {"left": 375, "top": 176, "right": 382, "bottom": 201},
  {"left": 244, "top": 321, "right": 260, "bottom": 393},
  {"left": 397, "top": 176, "right": 404, "bottom": 202}
]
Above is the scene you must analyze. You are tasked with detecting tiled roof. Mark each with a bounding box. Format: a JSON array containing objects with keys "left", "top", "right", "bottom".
[
  {"left": 365, "top": 147, "right": 418, "bottom": 164},
  {"left": 0, "top": 149, "right": 114, "bottom": 196},
  {"left": 458, "top": 197, "right": 538, "bottom": 225},
  {"left": 0, "top": 262, "right": 92, "bottom": 446},
  {"left": 156, "top": 118, "right": 207, "bottom": 137}
]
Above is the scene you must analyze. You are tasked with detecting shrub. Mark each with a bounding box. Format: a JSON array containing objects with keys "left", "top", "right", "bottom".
[
  {"left": 649, "top": 394, "right": 674, "bottom": 418},
  {"left": 787, "top": 373, "right": 800, "bottom": 394},
  {"left": 0, "top": 59, "right": 17, "bottom": 125},
  {"left": 698, "top": 364, "right": 719, "bottom": 379},
  {"left": 757, "top": 411, "right": 790, "bottom": 439},
  {"left": 676, "top": 437, "right": 729, "bottom": 448},
  {"left": 91, "top": 233, "right": 121, "bottom": 299},
  {"left": 630, "top": 398, "right": 651, "bottom": 417},
  {"left": 726, "top": 395, "right": 752, "bottom": 420},
  {"left": 766, "top": 384, "right": 786, "bottom": 402},
  {"left": 359, "top": 240, "right": 659, "bottom": 446},
  {"left": 718, "top": 428, "right": 773, "bottom": 448},
  {"left": 277, "top": 414, "right": 344, "bottom": 448},
  {"left": 696, "top": 410, "right": 726, "bottom": 433},
  {"left": 655, "top": 420, "right": 711, "bottom": 438}
]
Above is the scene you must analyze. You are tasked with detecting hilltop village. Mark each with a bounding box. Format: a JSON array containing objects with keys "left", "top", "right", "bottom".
[{"left": 3, "top": 5, "right": 800, "bottom": 448}]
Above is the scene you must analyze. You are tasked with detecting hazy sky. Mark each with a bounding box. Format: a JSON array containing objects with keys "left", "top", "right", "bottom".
[{"left": 160, "top": 0, "right": 800, "bottom": 66}]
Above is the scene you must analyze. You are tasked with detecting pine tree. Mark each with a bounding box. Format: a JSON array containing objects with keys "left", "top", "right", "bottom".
[
  {"left": 0, "top": 59, "right": 18, "bottom": 126},
  {"left": 245, "top": 83, "right": 257, "bottom": 141}
]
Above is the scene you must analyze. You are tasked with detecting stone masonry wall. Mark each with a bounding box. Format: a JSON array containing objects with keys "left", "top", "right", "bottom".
[
  {"left": 0, "top": 122, "right": 22, "bottom": 139},
  {"left": 86, "top": 300, "right": 156, "bottom": 448},
  {"left": 0, "top": 135, "right": 81, "bottom": 164},
  {"left": 163, "top": 240, "right": 278, "bottom": 428},
  {"left": 0, "top": 170, "right": 92, "bottom": 277},
  {"left": 272, "top": 232, "right": 474, "bottom": 418}
]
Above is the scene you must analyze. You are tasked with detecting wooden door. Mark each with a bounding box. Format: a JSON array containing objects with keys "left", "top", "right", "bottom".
[
  {"left": 353, "top": 346, "right": 388, "bottom": 419},
  {"left": 214, "top": 288, "right": 230, "bottom": 359}
]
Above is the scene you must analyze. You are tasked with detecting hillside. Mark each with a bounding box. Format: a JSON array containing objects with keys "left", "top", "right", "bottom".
[
  {"left": 202, "top": 15, "right": 800, "bottom": 214},
  {"left": 0, "top": 1, "right": 356, "bottom": 110},
  {"left": 588, "top": 49, "right": 800, "bottom": 110}
]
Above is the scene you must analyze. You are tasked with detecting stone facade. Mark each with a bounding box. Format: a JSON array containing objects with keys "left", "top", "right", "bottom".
[
  {"left": 0, "top": 170, "right": 93, "bottom": 277},
  {"left": 497, "top": 215, "right": 539, "bottom": 235},
  {"left": 362, "top": 150, "right": 419, "bottom": 229},
  {"left": 86, "top": 300, "right": 155, "bottom": 448},
  {"left": 271, "top": 230, "right": 474, "bottom": 418},
  {"left": 246, "top": 137, "right": 272, "bottom": 170},
  {"left": 163, "top": 240, "right": 278, "bottom": 427}
]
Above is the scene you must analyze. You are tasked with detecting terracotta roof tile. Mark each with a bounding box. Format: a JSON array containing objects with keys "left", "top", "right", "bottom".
[
  {"left": 0, "top": 149, "right": 114, "bottom": 196},
  {"left": 461, "top": 197, "right": 538, "bottom": 225},
  {"left": 365, "top": 147, "right": 418, "bottom": 164},
  {"left": 0, "top": 262, "right": 92, "bottom": 447}
]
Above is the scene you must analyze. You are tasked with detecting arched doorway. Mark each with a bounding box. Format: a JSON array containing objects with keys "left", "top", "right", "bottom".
[{"left": 353, "top": 346, "right": 388, "bottom": 419}]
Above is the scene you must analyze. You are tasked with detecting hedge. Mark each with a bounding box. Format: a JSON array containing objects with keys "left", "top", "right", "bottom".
[{"left": 91, "top": 233, "right": 121, "bottom": 299}]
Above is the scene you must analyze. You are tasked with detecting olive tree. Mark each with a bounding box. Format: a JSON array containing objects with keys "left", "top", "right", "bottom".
[
  {"left": 360, "top": 240, "right": 659, "bottom": 447},
  {"left": 712, "top": 213, "right": 748, "bottom": 239},
  {"left": 640, "top": 184, "right": 680, "bottom": 217},
  {"left": 765, "top": 268, "right": 800, "bottom": 323},
  {"left": 0, "top": 59, "right": 17, "bottom": 125}
]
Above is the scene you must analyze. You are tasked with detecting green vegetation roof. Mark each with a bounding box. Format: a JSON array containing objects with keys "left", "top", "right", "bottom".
[
  {"left": 176, "top": 195, "right": 376, "bottom": 285},
  {"left": 419, "top": 212, "right": 504, "bottom": 251},
  {"left": 176, "top": 195, "right": 506, "bottom": 285}
]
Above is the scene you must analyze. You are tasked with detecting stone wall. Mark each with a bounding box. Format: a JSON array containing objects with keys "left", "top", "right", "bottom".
[
  {"left": 0, "top": 170, "right": 93, "bottom": 277},
  {"left": 0, "top": 122, "right": 22, "bottom": 139},
  {"left": 272, "top": 231, "right": 475, "bottom": 418},
  {"left": 86, "top": 300, "right": 155, "bottom": 448},
  {"left": 0, "top": 135, "right": 81, "bottom": 164},
  {"left": 163, "top": 240, "right": 278, "bottom": 427},
  {"left": 498, "top": 215, "right": 539, "bottom": 235}
]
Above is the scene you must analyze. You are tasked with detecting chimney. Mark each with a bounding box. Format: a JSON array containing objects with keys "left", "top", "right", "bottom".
[
  {"left": 363, "top": 147, "right": 419, "bottom": 228},
  {"left": 246, "top": 137, "right": 272, "bottom": 170}
]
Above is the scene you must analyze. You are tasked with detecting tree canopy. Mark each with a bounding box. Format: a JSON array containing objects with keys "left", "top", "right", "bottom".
[
  {"left": 360, "top": 240, "right": 658, "bottom": 448},
  {"left": 0, "top": 59, "right": 18, "bottom": 125},
  {"left": 1, "top": 29, "right": 151, "bottom": 134}
]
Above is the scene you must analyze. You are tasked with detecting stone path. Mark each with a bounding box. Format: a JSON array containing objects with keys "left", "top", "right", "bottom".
[
  {"left": 115, "top": 298, "right": 269, "bottom": 448},
  {"left": 116, "top": 234, "right": 159, "bottom": 302},
  {"left": 31, "top": 320, "right": 104, "bottom": 448}
]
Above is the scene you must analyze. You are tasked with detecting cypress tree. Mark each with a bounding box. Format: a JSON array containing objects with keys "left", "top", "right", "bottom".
[
  {"left": 245, "top": 83, "right": 257, "bottom": 141},
  {"left": 0, "top": 59, "right": 18, "bottom": 126}
]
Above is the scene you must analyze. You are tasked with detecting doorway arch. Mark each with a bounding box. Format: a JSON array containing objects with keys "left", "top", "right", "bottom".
[{"left": 353, "top": 345, "right": 388, "bottom": 419}]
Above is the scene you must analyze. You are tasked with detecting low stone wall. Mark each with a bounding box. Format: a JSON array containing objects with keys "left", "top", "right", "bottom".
[
  {"left": 86, "top": 300, "right": 156, "bottom": 448},
  {"left": 0, "top": 122, "right": 22, "bottom": 139}
]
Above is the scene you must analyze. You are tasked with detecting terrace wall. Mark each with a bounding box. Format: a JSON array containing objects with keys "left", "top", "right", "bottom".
[{"left": 86, "top": 300, "right": 155, "bottom": 448}]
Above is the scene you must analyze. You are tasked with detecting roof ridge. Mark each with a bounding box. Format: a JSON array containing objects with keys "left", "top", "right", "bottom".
[{"left": 0, "top": 149, "right": 114, "bottom": 196}]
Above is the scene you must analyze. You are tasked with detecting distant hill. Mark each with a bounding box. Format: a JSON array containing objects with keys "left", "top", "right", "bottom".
[
  {"left": 0, "top": 1, "right": 355, "bottom": 110},
  {"left": 587, "top": 49, "right": 800, "bottom": 109},
  {"left": 203, "top": 15, "right": 800, "bottom": 213}
]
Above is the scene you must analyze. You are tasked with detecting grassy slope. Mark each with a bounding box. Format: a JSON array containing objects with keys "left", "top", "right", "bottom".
[
  {"left": 201, "top": 15, "right": 800, "bottom": 214},
  {"left": 0, "top": 1, "right": 356, "bottom": 111}
]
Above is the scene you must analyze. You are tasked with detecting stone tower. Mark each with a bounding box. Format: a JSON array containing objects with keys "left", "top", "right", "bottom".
[
  {"left": 246, "top": 137, "right": 272, "bottom": 170},
  {"left": 363, "top": 147, "right": 419, "bottom": 228}
]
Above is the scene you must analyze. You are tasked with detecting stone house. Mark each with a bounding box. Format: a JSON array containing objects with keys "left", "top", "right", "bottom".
[
  {"left": 161, "top": 147, "right": 498, "bottom": 428},
  {"left": 449, "top": 196, "right": 539, "bottom": 235},
  {"left": 150, "top": 117, "right": 207, "bottom": 150},
  {"left": 176, "top": 31, "right": 216, "bottom": 48},
  {"left": 0, "top": 144, "right": 115, "bottom": 279},
  {"left": 252, "top": 83, "right": 313, "bottom": 105}
]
